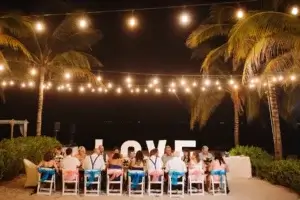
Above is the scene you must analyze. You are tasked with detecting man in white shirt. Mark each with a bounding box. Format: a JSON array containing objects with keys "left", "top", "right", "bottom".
[
  {"left": 165, "top": 151, "right": 187, "bottom": 173},
  {"left": 83, "top": 148, "right": 105, "bottom": 171},
  {"left": 61, "top": 147, "right": 80, "bottom": 170},
  {"left": 98, "top": 145, "right": 109, "bottom": 164}
]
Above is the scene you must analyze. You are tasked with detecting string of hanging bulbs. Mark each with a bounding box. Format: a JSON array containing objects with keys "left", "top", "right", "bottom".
[{"left": 0, "top": 65, "right": 298, "bottom": 95}]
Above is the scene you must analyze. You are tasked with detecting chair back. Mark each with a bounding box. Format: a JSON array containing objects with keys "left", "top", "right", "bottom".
[{"left": 62, "top": 169, "right": 79, "bottom": 181}]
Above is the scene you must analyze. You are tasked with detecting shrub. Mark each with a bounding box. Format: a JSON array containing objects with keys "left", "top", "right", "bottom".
[
  {"left": 0, "top": 136, "right": 60, "bottom": 181},
  {"left": 230, "top": 146, "right": 300, "bottom": 193}
]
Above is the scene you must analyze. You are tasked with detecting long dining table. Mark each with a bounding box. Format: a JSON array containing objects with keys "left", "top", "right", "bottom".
[{"left": 224, "top": 156, "right": 252, "bottom": 180}]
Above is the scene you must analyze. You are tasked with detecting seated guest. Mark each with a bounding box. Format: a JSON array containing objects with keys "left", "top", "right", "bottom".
[
  {"left": 109, "top": 153, "right": 123, "bottom": 168},
  {"left": 162, "top": 146, "right": 173, "bottom": 168},
  {"left": 182, "top": 149, "right": 190, "bottom": 166},
  {"left": 165, "top": 151, "right": 187, "bottom": 173},
  {"left": 130, "top": 150, "right": 145, "bottom": 170},
  {"left": 189, "top": 151, "right": 205, "bottom": 172},
  {"left": 199, "top": 145, "right": 213, "bottom": 162},
  {"left": 54, "top": 146, "right": 64, "bottom": 167},
  {"left": 128, "top": 149, "right": 135, "bottom": 161},
  {"left": 208, "top": 152, "right": 228, "bottom": 190},
  {"left": 38, "top": 151, "right": 59, "bottom": 172},
  {"left": 147, "top": 148, "right": 162, "bottom": 172},
  {"left": 209, "top": 152, "right": 228, "bottom": 172},
  {"left": 98, "top": 145, "right": 109, "bottom": 164},
  {"left": 61, "top": 148, "right": 80, "bottom": 170},
  {"left": 83, "top": 148, "right": 105, "bottom": 170},
  {"left": 75, "top": 146, "right": 86, "bottom": 167}
]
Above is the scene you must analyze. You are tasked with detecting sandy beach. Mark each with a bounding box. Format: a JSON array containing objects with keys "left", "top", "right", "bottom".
[{"left": 0, "top": 176, "right": 298, "bottom": 200}]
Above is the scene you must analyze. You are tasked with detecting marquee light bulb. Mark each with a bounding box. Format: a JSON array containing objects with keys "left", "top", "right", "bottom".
[{"left": 179, "top": 12, "right": 191, "bottom": 26}]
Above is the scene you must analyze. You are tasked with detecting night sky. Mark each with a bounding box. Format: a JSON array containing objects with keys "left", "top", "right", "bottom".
[{"left": 0, "top": 0, "right": 299, "bottom": 155}]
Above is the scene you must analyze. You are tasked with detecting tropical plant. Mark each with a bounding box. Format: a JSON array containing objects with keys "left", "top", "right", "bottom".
[
  {"left": 0, "top": 14, "right": 102, "bottom": 136},
  {"left": 226, "top": 11, "right": 300, "bottom": 159}
]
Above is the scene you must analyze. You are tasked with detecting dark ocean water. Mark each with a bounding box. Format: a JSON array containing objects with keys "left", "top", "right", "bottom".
[{"left": 0, "top": 89, "right": 299, "bottom": 156}]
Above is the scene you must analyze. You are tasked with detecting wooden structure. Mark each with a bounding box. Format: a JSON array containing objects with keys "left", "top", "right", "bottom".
[{"left": 0, "top": 119, "right": 29, "bottom": 139}]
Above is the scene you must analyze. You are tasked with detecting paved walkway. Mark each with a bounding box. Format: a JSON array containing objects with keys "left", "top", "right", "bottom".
[{"left": 0, "top": 177, "right": 298, "bottom": 200}]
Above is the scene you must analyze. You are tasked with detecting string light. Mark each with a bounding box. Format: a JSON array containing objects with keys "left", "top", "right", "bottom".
[
  {"left": 144, "top": 89, "right": 148, "bottom": 93},
  {"left": 21, "top": 82, "right": 26, "bottom": 88},
  {"left": 217, "top": 86, "right": 222, "bottom": 90},
  {"left": 2, "top": 81, "right": 7, "bottom": 87},
  {"left": 148, "top": 83, "right": 153, "bottom": 88},
  {"left": 233, "top": 84, "right": 239, "bottom": 90},
  {"left": 87, "top": 83, "right": 92, "bottom": 88},
  {"left": 192, "top": 81, "right": 197, "bottom": 87},
  {"left": 127, "top": 83, "right": 133, "bottom": 88},
  {"left": 0, "top": 64, "right": 4, "bottom": 71},
  {"left": 127, "top": 16, "right": 137, "bottom": 28},
  {"left": 135, "top": 88, "right": 140, "bottom": 93},
  {"left": 278, "top": 75, "right": 284, "bottom": 81},
  {"left": 152, "top": 77, "right": 159, "bottom": 85},
  {"left": 201, "top": 87, "right": 206, "bottom": 91},
  {"left": 96, "top": 76, "right": 102, "bottom": 81},
  {"left": 9, "top": 80, "right": 14, "bottom": 86},
  {"left": 30, "top": 68, "right": 37, "bottom": 76},
  {"left": 204, "top": 79, "right": 211, "bottom": 86},
  {"left": 116, "top": 87, "right": 122, "bottom": 94},
  {"left": 291, "top": 6, "right": 299, "bottom": 16},
  {"left": 126, "top": 76, "right": 132, "bottom": 83},
  {"left": 290, "top": 74, "right": 296, "bottom": 81},
  {"left": 236, "top": 9, "right": 245, "bottom": 19},
  {"left": 185, "top": 87, "right": 191, "bottom": 93},
  {"left": 180, "top": 78, "right": 186, "bottom": 86},
  {"left": 179, "top": 11, "right": 191, "bottom": 26},
  {"left": 35, "top": 21, "right": 45, "bottom": 32},
  {"left": 78, "top": 18, "right": 88, "bottom": 29},
  {"left": 155, "top": 88, "right": 161, "bottom": 93},
  {"left": 215, "top": 80, "right": 220, "bottom": 85},
  {"left": 79, "top": 86, "right": 85, "bottom": 93},
  {"left": 107, "top": 82, "right": 113, "bottom": 88},
  {"left": 228, "top": 79, "right": 235, "bottom": 85},
  {"left": 64, "top": 72, "right": 71, "bottom": 80},
  {"left": 170, "top": 82, "right": 176, "bottom": 88},
  {"left": 98, "top": 87, "right": 103, "bottom": 92},
  {"left": 28, "top": 81, "right": 35, "bottom": 88}
]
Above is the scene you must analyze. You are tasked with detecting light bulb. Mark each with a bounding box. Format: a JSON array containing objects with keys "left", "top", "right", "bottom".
[
  {"left": 78, "top": 18, "right": 88, "bottom": 29},
  {"left": 185, "top": 87, "right": 191, "bottom": 93},
  {"left": 291, "top": 6, "right": 299, "bottom": 16},
  {"left": 201, "top": 87, "right": 206, "bottom": 91},
  {"left": 204, "top": 79, "right": 211, "bottom": 86},
  {"left": 127, "top": 16, "right": 137, "bottom": 28},
  {"left": 87, "top": 83, "right": 92, "bottom": 88},
  {"left": 236, "top": 9, "right": 245, "bottom": 19},
  {"left": 126, "top": 76, "right": 132, "bottom": 83},
  {"left": 152, "top": 78, "right": 159, "bottom": 85},
  {"left": 229, "top": 79, "right": 235, "bottom": 85},
  {"left": 107, "top": 82, "right": 113, "bottom": 88},
  {"left": 98, "top": 87, "right": 103, "bottom": 92},
  {"left": 9, "top": 80, "right": 14, "bottom": 86},
  {"left": 192, "top": 81, "right": 197, "bottom": 87},
  {"left": 217, "top": 86, "right": 222, "bottom": 90},
  {"left": 30, "top": 68, "right": 37, "bottom": 76},
  {"left": 96, "top": 76, "right": 102, "bottom": 81},
  {"left": 144, "top": 89, "right": 148, "bottom": 93},
  {"left": 180, "top": 79, "right": 186, "bottom": 86},
  {"left": 135, "top": 88, "right": 140, "bottom": 93},
  {"left": 179, "top": 12, "right": 191, "bottom": 26},
  {"left": 35, "top": 21, "right": 45, "bottom": 32},
  {"left": 116, "top": 87, "right": 122, "bottom": 94},
  {"left": 170, "top": 82, "right": 176, "bottom": 88},
  {"left": 215, "top": 80, "right": 220, "bottom": 85},
  {"left": 278, "top": 75, "right": 284, "bottom": 81},
  {"left": 0, "top": 64, "right": 5, "bottom": 71},
  {"left": 290, "top": 75, "right": 296, "bottom": 81},
  {"left": 64, "top": 72, "right": 71, "bottom": 80}
]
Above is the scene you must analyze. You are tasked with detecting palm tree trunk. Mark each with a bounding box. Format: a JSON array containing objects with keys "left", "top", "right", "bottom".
[
  {"left": 267, "top": 83, "right": 282, "bottom": 159},
  {"left": 233, "top": 91, "right": 239, "bottom": 146},
  {"left": 234, "top": 100, "right": 239, "bottom": 146},
  {"left": 36, "top": 67, "right": 45, "bottom": 136}
]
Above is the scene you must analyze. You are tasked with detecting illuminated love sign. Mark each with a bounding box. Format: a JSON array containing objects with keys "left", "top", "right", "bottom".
[{"left": 95, "top": 139, "right": 196, "bottom": 157}]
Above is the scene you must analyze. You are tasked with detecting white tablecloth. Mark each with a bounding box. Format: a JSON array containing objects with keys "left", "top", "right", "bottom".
[{"left": 224, "top": 156, "right": 252, "bottom": 179}]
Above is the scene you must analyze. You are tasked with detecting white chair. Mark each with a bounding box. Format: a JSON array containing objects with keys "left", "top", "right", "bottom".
[
  {"left": 148, "top": 170, "right": 164, "bottom": 196},
  {"left": 106, "top": 169, "right": 123, "bottom": 195},
  {"left": 37, "top": 168, "right": 56, "bottom": 195},
  {"left": 62, "top": 169, "right": 79, "bottom": 195},
  {"left": 210, "top": 172, "right": 227, "bottom": 195},
  {"left": 84, "top": 169, "right": 101, "bottom": 196},
  {"left": 168, "top": 171, "right": 185, "bottom": 198},
  {"left": 188, "top": 169, "right": 205, "bottom": 195},
  {"left": 128, "top": 170, "right": 145, "bottom": 197}
]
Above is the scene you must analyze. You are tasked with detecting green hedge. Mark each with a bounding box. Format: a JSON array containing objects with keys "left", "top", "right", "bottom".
[
  {"left": 230, "top": 146, "right": 300, "bottom": 192},
  {"left": 0, "top": 136, "right": 60, "bottom": 181}
]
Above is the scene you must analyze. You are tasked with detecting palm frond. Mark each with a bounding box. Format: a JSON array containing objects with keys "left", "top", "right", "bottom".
[
  {"left": 190, "top": 90, "right": 226, "bottom": 129},
  {"left": 228, "top": 12, "right": 300, "bottom": 63},
  {"left": 202, "top": 43, "right": 228, "bottom": 73},
  {"left": 48, "top": 50, "right": 101, "bottom": 82},
  {"left": 245, "top": 90, "right": 261, "bottom": 123},
  {"left": 50, "top": 14, "right": 102, "bottom": 53},
  {"left": 0, "top": 14, "right": 33, "bottom": 38},
  {"left": 0, "top": 34, "right": 32, "bottom": 59},
  {"left": 186, "top": 24, "right": 231, "bottom": 49}
]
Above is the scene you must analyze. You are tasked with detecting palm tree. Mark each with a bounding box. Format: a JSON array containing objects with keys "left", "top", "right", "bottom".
[
  {"left": 226, "top": 11, "right": 300, "bottom": 159},
  {"left": 1, "top": 14, "right": 102, "bottom": 136}
]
